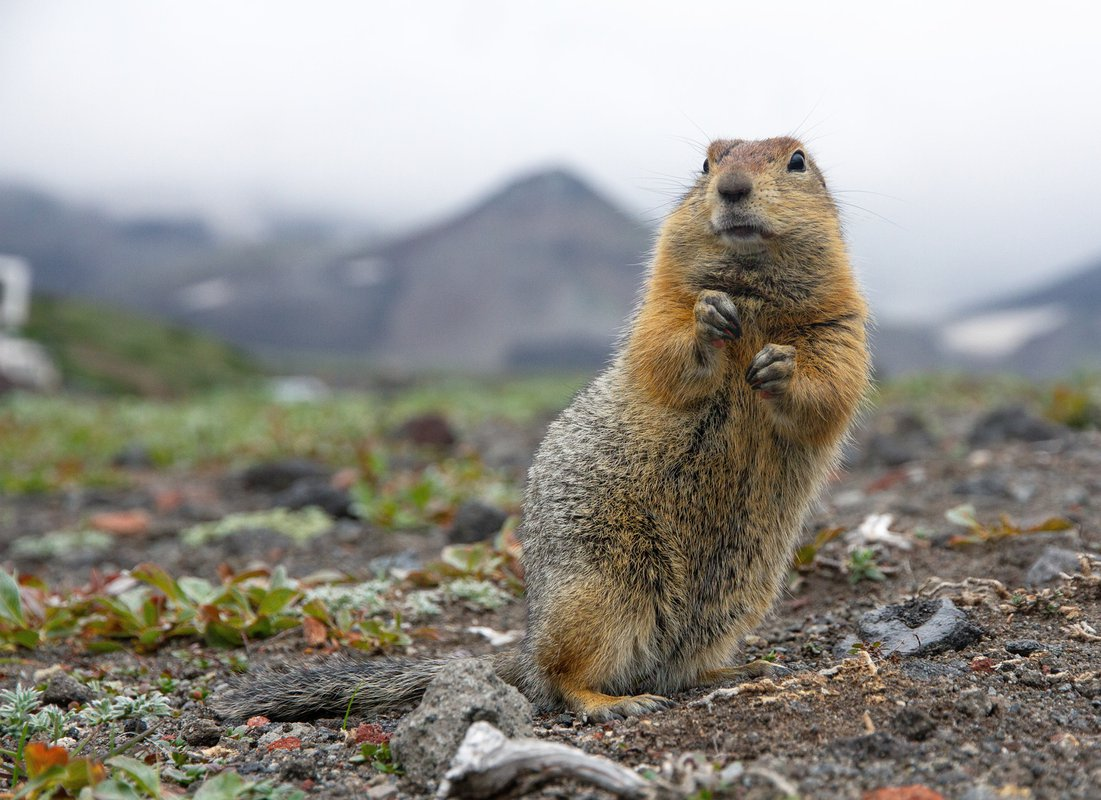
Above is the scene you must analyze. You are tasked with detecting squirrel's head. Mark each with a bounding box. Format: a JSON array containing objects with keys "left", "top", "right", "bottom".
[{"left": 664, "top": 137, "right": 844, "bottom": 280}]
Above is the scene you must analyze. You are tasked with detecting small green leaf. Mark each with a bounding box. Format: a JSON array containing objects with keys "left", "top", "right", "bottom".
[
  {"left": 86, "top": 640, "right": 126, "bottom": 654},
  {"left": 300, "top": 598, "right": 332, "bottom": 624},
  {"left": 269, "top": 565, "right": 293, "bottom": 591},
  {"left": 204, "top": 622, "right": 245, "bottom": 648},
  {"left": 408, "top": 479, "right": 434, "bottom": 510},
  {"left": 106, "top": 755, "right": 161, "bottom": 796},
  {"left": 137, "top": 628, "right": 164, "bottom": 647},
  {"left": 13, "top": 628, "right": 41, "bottom": 648},
  {"left": 192, "top": 770, "right": 246, "bottom": 800},
  {"left": 177, "top": 577, "right": 217, "bottom": 605},
  {"left": 793, "top": 544, "right": 817, "bottom": 568},
  {"left": 0, "top": 569, "right": 26, "bottom": 626},
  {"left": 87, "top": 777, "right": 144, "bottom": 799},
  {"left": 131, "top": 563, "right": 184, "bottom": 603},
  {"left": 141, "top": 598, "right": 161, "bottom": 628},
  {"left": 256, "top": 587, "right": 298, "bottom": 617}
]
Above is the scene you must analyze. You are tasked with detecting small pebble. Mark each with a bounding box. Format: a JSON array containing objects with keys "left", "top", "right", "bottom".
[
  {"left": 183, "top": 718, "right": 223, "bottom": 747},
  {"left": 1005, "top": 639, "right": 1044, "bottom": 656}
]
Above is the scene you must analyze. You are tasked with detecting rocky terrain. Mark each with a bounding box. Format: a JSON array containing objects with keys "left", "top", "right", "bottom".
[{"left": 1, "top": 387, "right": 1100, "bottom": 799}]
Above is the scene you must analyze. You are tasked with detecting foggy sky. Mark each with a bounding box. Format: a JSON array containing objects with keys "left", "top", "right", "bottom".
[{"left": 1, "top": 0, "right": 1099, "bottom": 321}]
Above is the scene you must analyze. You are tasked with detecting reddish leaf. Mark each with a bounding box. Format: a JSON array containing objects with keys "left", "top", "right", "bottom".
[
  {"left": 24, "top": 742, "right": 69, "bottom": 777},
  {"left": 303, "top": 616, "right": 327, "bottom": 647},
  {"left": 246, "top": 715, "right": 271, "bottom": 727}
]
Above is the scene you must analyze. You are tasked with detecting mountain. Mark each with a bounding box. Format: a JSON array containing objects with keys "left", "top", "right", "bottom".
[
  {"left": 164, "top": 169, "right": 653, "bottom": 370},
  {"left": 0, "top": 171, "right": 654, "bottom": 372},
  {"left": 356, "top": 169, "right": 651, "bottom": 371},
  {"left": 872, "top": 258, "right": 1101, "bottom": 378},
  {"left": 0, "top": 183, "right": 217, "bottom": 303}
]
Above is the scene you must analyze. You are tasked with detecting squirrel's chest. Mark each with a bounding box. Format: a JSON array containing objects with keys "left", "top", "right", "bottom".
[{"left": 652, "top": 392, "right": 784, "bottom": 490}]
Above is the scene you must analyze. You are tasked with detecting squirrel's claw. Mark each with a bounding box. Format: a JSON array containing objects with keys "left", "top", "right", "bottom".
[
  {"left": 746, "top": 344, "right": 795, "bottom": 395},
  {"left": 695, "top": 290, "right": 742, "bottom": 345}
]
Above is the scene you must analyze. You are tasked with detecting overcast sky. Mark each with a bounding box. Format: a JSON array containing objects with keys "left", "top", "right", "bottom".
[{"left": 1, "top": 1, "right": 1099, "bottom": 321}]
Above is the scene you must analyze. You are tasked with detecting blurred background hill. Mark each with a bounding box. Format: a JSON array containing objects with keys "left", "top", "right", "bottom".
[{"left": 3, "top": 173, "right": 1098, "bottom": 387}]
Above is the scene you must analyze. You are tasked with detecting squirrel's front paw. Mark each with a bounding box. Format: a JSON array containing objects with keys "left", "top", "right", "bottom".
[
  {"left": 746, "top": 344, "right": 795, "bottom": 398},
  {"left": 694, "top": 290, "right": 741, "bottom": 347}
]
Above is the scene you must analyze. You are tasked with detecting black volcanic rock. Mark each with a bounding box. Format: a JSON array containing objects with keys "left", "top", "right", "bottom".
[{"left": 968, "top": 405, "right": 1065, "bottom": 446}]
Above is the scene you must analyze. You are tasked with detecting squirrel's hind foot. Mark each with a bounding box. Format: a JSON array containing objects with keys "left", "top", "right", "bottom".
[{"left": 566, "top": 689, "right": 674, "bottom": 722}]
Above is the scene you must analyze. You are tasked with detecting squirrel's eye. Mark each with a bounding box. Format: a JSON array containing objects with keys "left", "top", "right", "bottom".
[
  {"left": 787, "top": 151, "right": 806, "bottom": 172},
  {"left": 702, "top": 159, "right": 710, "bottom": 175}
]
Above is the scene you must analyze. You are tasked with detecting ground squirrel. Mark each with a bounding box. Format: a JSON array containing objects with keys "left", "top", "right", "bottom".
[{"left": 218, "top": 136, "right": 870, "bottom": 722}]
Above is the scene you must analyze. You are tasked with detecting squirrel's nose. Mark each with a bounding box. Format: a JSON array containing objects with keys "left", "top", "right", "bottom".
[{"left": 716, "top": 172, "right": 753, "bottom": 203}]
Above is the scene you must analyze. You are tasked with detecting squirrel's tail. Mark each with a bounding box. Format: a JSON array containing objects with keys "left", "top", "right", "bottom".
[{"left": 216, "top": 650, "right": 523, "bottom": 721}]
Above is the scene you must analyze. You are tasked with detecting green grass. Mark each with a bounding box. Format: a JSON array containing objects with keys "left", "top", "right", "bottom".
[
  {"left": 0, "top": 376, "right": 586, "bottom": 494},
  {"left": 876, "top": 371, "right": 1101, "bottom": 419},
  {"left": 23, "top": 294, "right": 262, "bottom": 397}
]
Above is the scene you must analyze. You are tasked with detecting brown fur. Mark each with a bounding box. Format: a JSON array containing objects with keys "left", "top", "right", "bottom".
[{"left": 216, "top": 137, "right": 870, "bottom": 723}]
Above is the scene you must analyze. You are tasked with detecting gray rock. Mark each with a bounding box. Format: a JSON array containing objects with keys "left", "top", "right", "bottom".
[
  {"left": 242, "top": 459, "right": 332, "bottom": 492},
  {"left": 41, "top": 673, "right": 95, "bottom": 707},
  {"left": 278, "top": 757, "right": 316, "bottom": 781},
  {"left": 962, "top": 783, "right": 1016, "bottom": 800},
  {"left": 857, "top": 598, "right": 983, "bottom": 656},
  {"left": 836, "top": 732, "right": 912, "bottom": 760},
  {"left": 447, "top": 501, "right": 508, "bottom": 544},
  {"left": 394, "top": 412, "right": 457, "bottom": 449},
  {"left": 1026, "top": 546, "right": 1087, "bottom": 586},
  {"left": 219, "top": 528, "right": 295, "bottom": 557},
  {"left": 902, "top": 659, "right": 970, "bottom": 682},
  {"left": 892, "top": 707, "right": 936, "bottom": 741},
  {"left": 111, "top": 443, "right": 155, "bottom": 469},
  {"left": 968, "top": 405, "right": 1064, "bottom": 447},
  {"left": 953, "top": 473, "right": 1014, "bottom": 499},
  {"left": 831, "top": 635, "right": 861, "bottom": 660},
  {"left": 956, "top": 687, "right": 995, "bottom": 718},
  {"left": 274, "top": 478, "right": 352, "bottom": 518},
  {"left": 1073, "top": 676, "right": 1101, "bottom": 699},
  {"left": 1005, "top": 639, "right": 1044, "bottom": 656},
  {"left": 1064, "top": 485, "right": 1090, "bottom": 506},
  {"left": 1018, "top": 667, "right": 1047, "bottom": 688},
  {"left": 852, "top": 408, "right": 937, "bottom": 468},
  {"left": 363, "top": 780, "right": 400, "bottom": 800},
  {"left": 182, "top": 718, "right": 222, "bottom": 746},
  {"left": 390, "top": 658, "right": 532, "bottom": 788},
  {"left": 367, "top": 549, "right": 422, "bottom": 574},
  {"left": 951, "top": 472, "right": 1035, "bottom": 502}
]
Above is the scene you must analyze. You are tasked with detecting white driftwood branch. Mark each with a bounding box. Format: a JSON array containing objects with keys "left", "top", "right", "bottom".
[{"left": 437, "top": 721, "right": 676, "bottom": 799}]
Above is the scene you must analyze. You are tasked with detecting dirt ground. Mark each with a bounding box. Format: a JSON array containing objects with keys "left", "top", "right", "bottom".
[{"left": 2, "top": 399, "right": 1100, "bottom": 799}]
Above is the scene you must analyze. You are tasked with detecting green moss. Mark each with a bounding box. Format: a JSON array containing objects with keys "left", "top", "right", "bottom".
[{"left": 182, "top": 507, "right": 334, "bottom": 546}]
